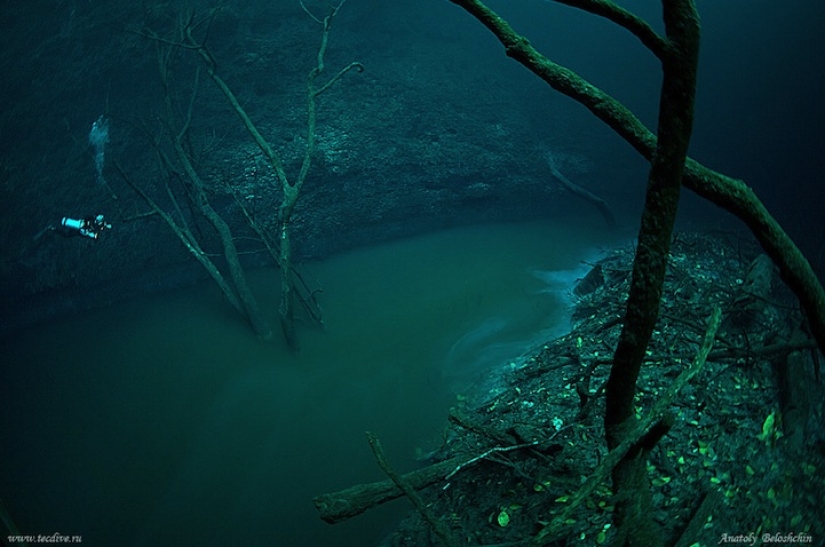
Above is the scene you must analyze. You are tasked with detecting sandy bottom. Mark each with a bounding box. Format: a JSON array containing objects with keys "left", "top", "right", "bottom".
[{"left": 0, "top": 219, "right": 615, "bottom": 546}]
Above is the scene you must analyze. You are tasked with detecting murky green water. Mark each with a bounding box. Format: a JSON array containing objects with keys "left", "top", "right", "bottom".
[{"left": 0, "top": 220, "right": 613, "bottom": 546}]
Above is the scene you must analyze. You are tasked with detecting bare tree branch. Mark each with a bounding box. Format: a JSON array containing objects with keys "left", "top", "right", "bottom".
[
  {"left": 447, "top": 0, "right": 825, "bottom": 364},
  {"left": 550, "top": 0, "right": 669, "bottom": 59}
]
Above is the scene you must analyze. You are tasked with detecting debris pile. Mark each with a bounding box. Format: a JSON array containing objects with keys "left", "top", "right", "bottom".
[{"left": 315, "top": 232, "right": 824, "bottom": 546}]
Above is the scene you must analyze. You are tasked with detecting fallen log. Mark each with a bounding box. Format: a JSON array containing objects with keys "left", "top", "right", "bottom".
[{"left": 313, "top": 456, "right": 464, "bottom": 524}]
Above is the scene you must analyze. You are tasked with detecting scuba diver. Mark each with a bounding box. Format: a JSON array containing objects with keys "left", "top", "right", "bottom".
[
  {"left": 61, "top": 214, "right": 112, "bottom": 239},
  {"left": 34, "top": 214, "right": 112, "bottom": 241}
]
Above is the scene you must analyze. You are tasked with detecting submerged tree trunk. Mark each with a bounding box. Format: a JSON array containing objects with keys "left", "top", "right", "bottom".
[
  {"left": 278, "top": 212, "right": 299, "bottom": 352},
  {"left": 449, "top": 0, "right": 701, "bottom": 544},
  {"left": 126, "top": 36, "right": 274, "bottom": 340},
  {"left": 182, "top": 2, "right": 361, "bottom": 351},
  {"left": 604, "top": 2, "right": 701, "bottom": 544},
  {"left": 199, "top": 199, "right": 273, "bottom": 340}
]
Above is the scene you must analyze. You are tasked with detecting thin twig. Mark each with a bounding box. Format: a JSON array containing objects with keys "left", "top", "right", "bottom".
[{"left": 367, "top": 432, "right": 458, "bottom": 547}]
